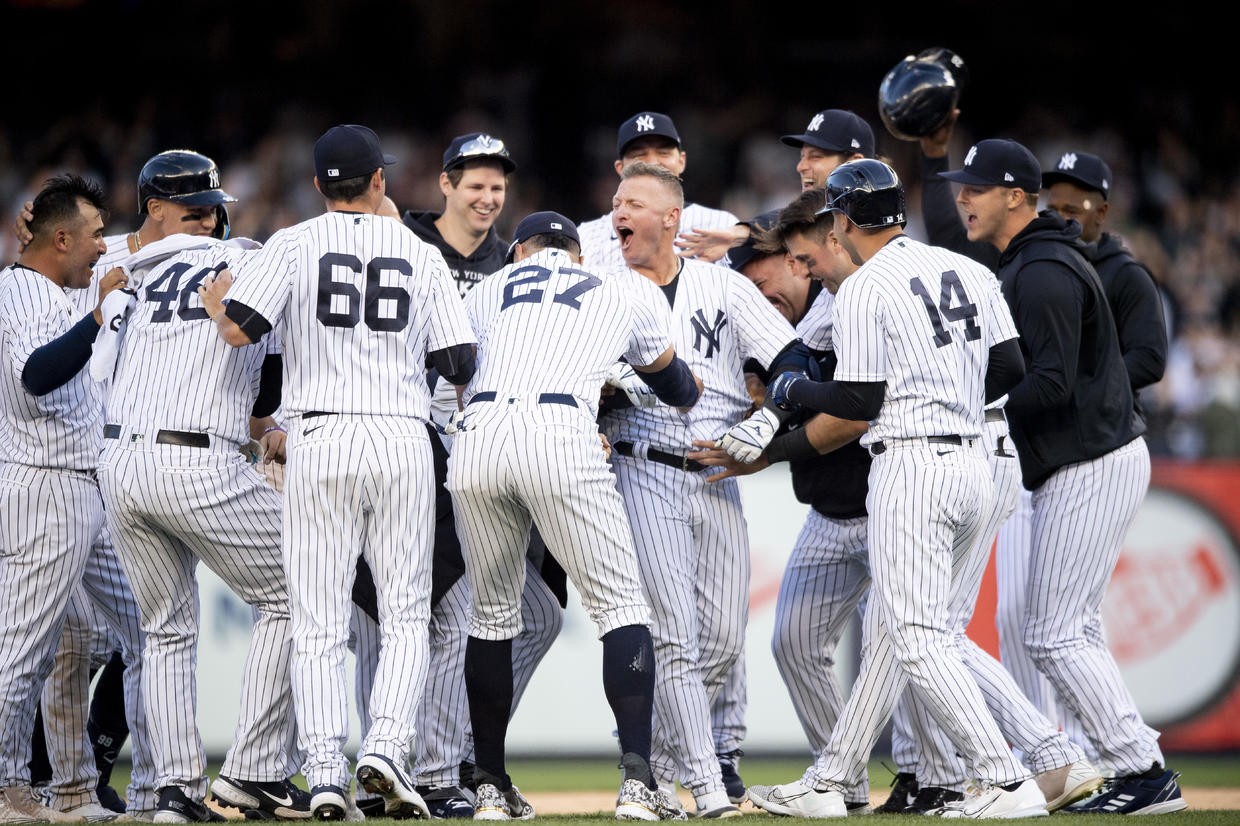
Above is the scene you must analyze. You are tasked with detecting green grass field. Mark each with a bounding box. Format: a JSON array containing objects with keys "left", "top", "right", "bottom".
[{"left": 108, "top": 752, "right": 1238, "bottom": 822}]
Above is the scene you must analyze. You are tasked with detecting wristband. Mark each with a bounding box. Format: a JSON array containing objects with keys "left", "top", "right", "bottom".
[{"left": 262, "top": 425, "right": 285, "bottom": 435}]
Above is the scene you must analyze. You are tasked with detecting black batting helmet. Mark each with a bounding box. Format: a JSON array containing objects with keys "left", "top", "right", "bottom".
[
  {"left": 820, "top": 159, "right": 907, "bottom": 229},
  {"left": 137, "top": 150, "right": 236, "bottom": 215},
  {"left": 877, "top": 49, "right": 966, "bottom": 141}
]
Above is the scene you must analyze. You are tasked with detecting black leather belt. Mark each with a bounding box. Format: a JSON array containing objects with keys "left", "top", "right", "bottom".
[
  {"left": 469, "top": 391, "right": 577, "bottom": 407},
  {"left": 869, "top": 434, "right": 962, "bottom": 456},
  {"left": 612, "top": 441, "right": 706, "bottom": 472},
  {"left": 103, "top": 424, "right": 210, "bottom": 448},
  {"left": 985, "top": 408, "right": 1005, "bottom": 422}
]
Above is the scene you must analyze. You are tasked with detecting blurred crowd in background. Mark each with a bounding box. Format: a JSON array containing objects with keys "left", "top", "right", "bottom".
[{"left": 2, "top": 0, "right": 1237, "bottom": 460}]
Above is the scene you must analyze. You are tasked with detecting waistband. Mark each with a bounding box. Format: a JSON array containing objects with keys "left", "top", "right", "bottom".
[
  {"left": 103, "top": 424, "right": 211, "bottom": 449},
  {"left": 468, "top": 391, "right": 577, "bottom": 408},
  {"left": 868, "top": 434, "right": 978, "bottom": 457},
  {"left": 612, "top": 440, "right": 706, "bottom": 473}
]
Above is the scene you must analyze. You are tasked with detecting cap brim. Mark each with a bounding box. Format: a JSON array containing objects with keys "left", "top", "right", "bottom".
[
  {"left": 1040, "top": 171, "right": 1105, "bottom": 197},
  {"left": 383, "top": 153, "right": 397, "bottom": 166},
  {"left": 938, "top": 169, "right": 1001, "bottom": 186},
  {"left": 781, "top": 133, "right": 849, "bottom": 153}
]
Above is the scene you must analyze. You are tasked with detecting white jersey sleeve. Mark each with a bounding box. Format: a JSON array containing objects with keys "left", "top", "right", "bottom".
[
  {"left": 796, "top": 289, "right": 836, "bottom": 351},
  {"left": 227, "top": 212, "right": 475, "bottom": 419},
  {"left": 0, "top": 266, "right": 103, "bottom": 470}
]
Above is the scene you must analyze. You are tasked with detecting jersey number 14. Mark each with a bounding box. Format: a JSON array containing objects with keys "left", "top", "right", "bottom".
[{"left": 910, "top": 270, "right": 980, "bottom": 348}]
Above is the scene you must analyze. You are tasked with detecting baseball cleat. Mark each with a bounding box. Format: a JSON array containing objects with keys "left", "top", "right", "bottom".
[
  {"left": 937, "top": 779, "right": 1048, "bottom": 819},
  {"left": 1035, "top": 759, "right": 1104, "bottom": 813},
  {"left": 1063, "top": 765, "right": 1186, "bottom": 816},
  {"left": 747, "top": 781, "right": 847, "bottom": 818},
  {"left": 211, "top": 776, "right": 311, "bottom": 820},
  {"left": 471, "top": 783, "right": 533, "bottom": 821},
  {"left": 355, "top": 753, "right": 429, "bottom": 819},
  {"left": 151, "top": 787, "right": 224, "bottom": 823}
]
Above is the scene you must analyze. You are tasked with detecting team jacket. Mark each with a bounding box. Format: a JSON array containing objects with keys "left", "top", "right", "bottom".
[
  {"left": 998, "top": 212, "right": 1143, "bottom": 490},
  {"left": 1087, "top": 232, "right": 1168, "bottom": 400},
  {"left": 402, "top": 209, "right": 509, "bottom": 296}
]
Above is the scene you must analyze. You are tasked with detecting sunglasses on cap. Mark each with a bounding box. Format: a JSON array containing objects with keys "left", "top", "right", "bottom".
[{"left": 444, "top": 134, "right": 516, "bottom": 172}]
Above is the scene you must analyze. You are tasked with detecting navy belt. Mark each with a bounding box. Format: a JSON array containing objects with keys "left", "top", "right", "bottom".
[
  {"left": 612, "top": 441, "right": 706, "bottom": 473},
  {"left": 103, "top": 424, "right": 210, "bottom": 448},
  {"left": 868, "top": 434, "right": 962, "bottom": 456},
  {"left": 468, "top": 391, "right": 577, "bottom": 407},
  {"left": 985, "top": 408, "right": 1005, "bottom": 422}
]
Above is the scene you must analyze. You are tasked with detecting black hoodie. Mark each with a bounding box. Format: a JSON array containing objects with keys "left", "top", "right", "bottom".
[
  {"left": 998, "top": 211, "right": 1143, "bottom": 489},
  {"left": 402, "top": 209, "right": 509, "bottom": 296}
]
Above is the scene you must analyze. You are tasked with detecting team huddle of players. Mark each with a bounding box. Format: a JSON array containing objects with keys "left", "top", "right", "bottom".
[{"left": 0, "top": 99, "right": 1184, "bottom": 826}]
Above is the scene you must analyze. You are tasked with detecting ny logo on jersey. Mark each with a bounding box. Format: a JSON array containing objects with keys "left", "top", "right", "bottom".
[
  {"left": 1057, "top": 152, "right": 1079, "bottom": 172},
  {"left": 635, "top": 114, "right": 656, "bottom": 132},
  {"left": 807, "top": 113, "right": 824, "bottom": 132},
  {"left": 690, "top": 308, "right": 728, "bottom": 358}
]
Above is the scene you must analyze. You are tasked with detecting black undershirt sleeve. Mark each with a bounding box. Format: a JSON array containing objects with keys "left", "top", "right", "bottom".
[
  {"left": 250, "top": 354, "right": 283, "bottom": 419},
  {"left": 430, "top": 343, "right": 476, "bottom": 386},
  {"left": 223, "top": 300, "right": 272, "bottom": 344},
  {"left": 985, "top": 338, "right": 1025, "bottom": 403},
  {"left": 786, "top": 379, "right": 884, "bottom": 421},
  {"left": 22, "top": 313, "right": 100, "bottom": 396}
]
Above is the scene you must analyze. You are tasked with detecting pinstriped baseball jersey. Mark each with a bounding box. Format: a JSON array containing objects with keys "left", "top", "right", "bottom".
[
  {"left": 831, "top": 237, "right": 1018, "bottom": 445},
  {"left": 795, "top": 289, "right": 835, "bottom": 351},
  {"left": 227, "top": 212, "right": 475, "bottom": 417},
  {"left": 600, "top": 258, "right": 797, "bottom": 449},
  {"left": 0, "top": 265, "right": 103, "bottom": 471},
  {"left": 462, "top": 248, "right": 673, "bottom": 417},
  {"left": 579, "top": 203, "right": 738, "bottom": 273},
  {"left": 106, "top": 243, "right": 275, "bottom": 448}
]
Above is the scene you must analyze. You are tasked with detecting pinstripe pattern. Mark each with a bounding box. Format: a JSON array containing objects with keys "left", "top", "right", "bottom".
[
  {"left": 228, "top": 213, "right": 474, "bottom": 418},
  {"left": 99, "top": 445, "right": 297, "bottom": 798},
  {"left": 0, "top": 466, "right": 104, "bottom": 785},
  {"left": 579, "top": 203, "right": 738, "bottom": 273},
  {"left": 802, "top": 237, "right": 1029, "bottom": 793},
  {"left": 771, "top": 511, "right": 869, "bottom": 771},
  {"left": 1024, "top": 436, "right": 1161, "bottom": 775},
  {"left": 598, "top": 257, "right": 793, "bottom": 805},
  {"left": 794, "top": 289, "right": 836, "bottom": 351},
  {"left": 832, "top": 238, "right": 1018, "bottom": 444}
]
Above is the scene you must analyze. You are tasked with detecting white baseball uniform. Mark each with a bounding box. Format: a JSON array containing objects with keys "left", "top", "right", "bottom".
[
  {"left": 598, "top": 258, "right": 796, "bottom": 808},
  {"left": 96, "top": 237, "right": 300, "bottom": 803},
  {"left": 800, "top": 235, "right": 1031, "bottom": 793},
  {"left": 224, "top": 210, "right": 475, "bottom": 792},
  {"left": 0, "top": 263, "right": 107, "bottom": 792}
]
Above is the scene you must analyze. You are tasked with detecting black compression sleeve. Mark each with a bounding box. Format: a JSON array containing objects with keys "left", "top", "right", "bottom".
[
  {"left": 787, "top": 379, "right": 883, "bottom": 421},
  {"left": 638, "top": 355, "right": 699, "bottom": 407},
  {"left": 250, "top": 354, "right": 283, "bottom": 419},
  {"left": 430, "top": 343, "right": 476, "bottom": 385},
  {"left": 223, "top": 300, "right": 272, "bottom": 343},
  {"left": 22, "top": 313, "right": 100, "bottom": 396},
  {"left": 764, "top": 427, "right": 816, "bottom": 463},
  {"left": 985, "top": 338, "right": 1025, "bottom": 403}
]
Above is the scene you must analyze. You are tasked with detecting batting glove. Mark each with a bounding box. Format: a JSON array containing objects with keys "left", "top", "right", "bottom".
[
  {"left": 767, "top": 370, "right": 808, "bottom": 411},
  {"left": 440, "top": 409, "right": 466, "bottom": 436},
  {"left": 605, "top": 361, "right": 660, "bottom": 408},
  {"left": 718, "top": 407, "right": 781, "bottom": 464}
]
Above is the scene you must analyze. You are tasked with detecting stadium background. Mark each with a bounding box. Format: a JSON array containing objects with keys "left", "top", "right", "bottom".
[{"left": 2, "top": 0, "right": 1238, "bottom": 758}]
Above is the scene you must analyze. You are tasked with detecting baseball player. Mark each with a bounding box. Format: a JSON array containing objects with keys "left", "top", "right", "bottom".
[
  {"left": 600, "top": 162, "right": 800, "bottom": 818},
  {"left": 676, "top": 108, "right": 875, "bottom": 264},
  {"left": 209, "top": 124, "right": 476, "bottom": 822},
  {"left": 445, "top": 210, "right": 700, "bottom": 821},
  {"left": 0, "top": 174, "right": 128, "bottom": 824},
  {"left": 345, "top": 134, "right": 561, "bottom": 817},
  {"left": 744, "top": 159, "right": 1048, "bottom": 819},
  {"left": 939, "top": 138, "right": 1185, "bottom": 815},
  {"left": 580, "top": 111, "right": 739, "bottom": 275}
]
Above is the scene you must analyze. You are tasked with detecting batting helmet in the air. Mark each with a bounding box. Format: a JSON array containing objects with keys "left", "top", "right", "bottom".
[
  {"left": 877, "top": 49, "right": 966, "bottom": 141},
  {"left": 819, "top": 159, "right": 907, "bottom": 229}
]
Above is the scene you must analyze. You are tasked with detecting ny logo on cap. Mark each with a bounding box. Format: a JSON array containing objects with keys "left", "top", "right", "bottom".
[
  {"left": 1058, "top": 152, "right": 1079, "bottom": 171},
  {"left": 964, "top": 145, "right": 979, "bottom": 166},
  {"left": 807, "top": 113, "right": 824, "bottom": 132},
  {"left": 635, "top": 115, "right": 656, "bottom": 132}
]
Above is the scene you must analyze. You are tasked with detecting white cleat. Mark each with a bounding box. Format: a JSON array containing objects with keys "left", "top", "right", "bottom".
[
  {"left": 746, "top": 781, "right": 846, "bottom": 818},
  {"left": 938, "top": 779, "right": 1048, "bottom": 819},
  {"left": 1035, "top": 759, "right": 1104, "bottom": 813}
]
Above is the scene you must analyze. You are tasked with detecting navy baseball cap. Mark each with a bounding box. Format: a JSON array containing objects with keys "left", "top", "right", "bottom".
[
  {"left": 443, "top": 132, "right": 517, "bottom": 174},
  {"left": 616, "top": 111, "right": 682, "bottom": 157},
  {"left": 939, "top": 138, "right": 1041, "bottom": 192},
  {"left": 721, "top": 210, "right": 781, "bottom": 273},
  {"left": 314, "top": 124, "right": 396, "bottom": 181},
  {"left": 1041, "top": 151, "right": 1113, "bottom": 200},
  {"left": 781, "top": 109, "right": 875, "bottom": 157},
  {"left": 504, "top": 211, "right": 581, "bottom": 264}
]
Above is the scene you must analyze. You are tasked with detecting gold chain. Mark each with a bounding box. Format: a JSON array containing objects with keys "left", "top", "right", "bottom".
[{"left": 131, "top": 231, "right": 143, "bottom": 251}]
